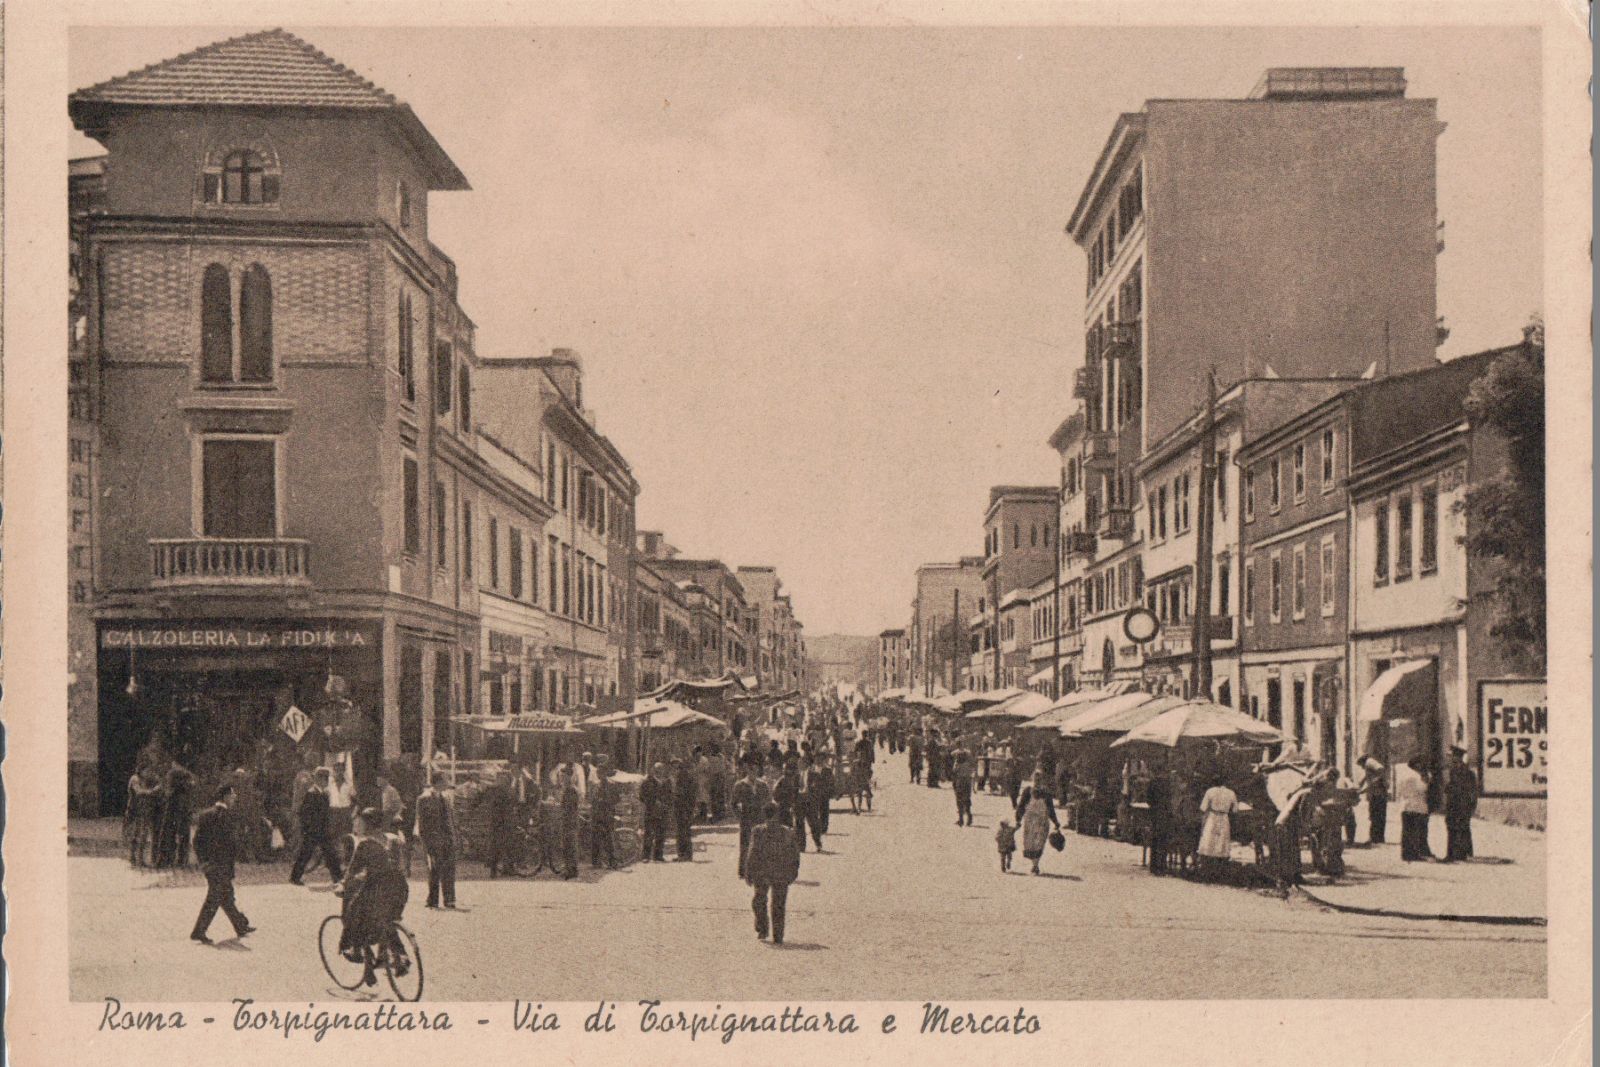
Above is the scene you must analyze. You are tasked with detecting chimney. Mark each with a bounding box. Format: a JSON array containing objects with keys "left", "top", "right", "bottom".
[{"left": 541, "top": 347, "right": 583, "bottom": 408}]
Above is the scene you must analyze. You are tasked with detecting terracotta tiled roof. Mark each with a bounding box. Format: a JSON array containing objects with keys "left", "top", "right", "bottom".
[{"left": 71, "top": 28, "right": 398, "bottom": 110}]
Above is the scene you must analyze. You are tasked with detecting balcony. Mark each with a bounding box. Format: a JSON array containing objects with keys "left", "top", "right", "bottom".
[
  {"left": 151, "top": 538, "right": 310, "bottom": 588},
  {"left": 1083, "top": 430, "right": 1118, "bottom": 470},
  {"left": 1097, "top": 507, "right": 1134, "bottom": 541},
  {"left": 1099, "top": 321, "right": 1140, "bottom": 357},
  {"left": 1064, "top": 530, "right": 1098, "bottom": 558}
]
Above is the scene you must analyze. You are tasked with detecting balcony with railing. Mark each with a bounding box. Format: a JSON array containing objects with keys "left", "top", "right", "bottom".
[
  {"left": 1083, "top": 430, "right": 1118, "bottom": 470},
  {"left": 1097, "top": 507, "right": 1134, "bottom": 541},
  {"left": 151, "top": 538, "right": 311, "bottom": 588},
  {"left": 1064, "top": 530, "right": 1098, "bottom": 558},
  {"left": 1099, "top": 320, "right": 1140, "bottom": 357}
]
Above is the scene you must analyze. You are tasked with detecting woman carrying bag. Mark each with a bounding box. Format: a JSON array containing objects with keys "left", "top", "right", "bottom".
[{"left": 1014, "top": 770, "right": 1062, "bottom": 876}]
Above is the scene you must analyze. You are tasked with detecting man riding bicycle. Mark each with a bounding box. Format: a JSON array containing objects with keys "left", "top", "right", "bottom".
[{"left": 337, "top": 807, "right": 411, "bottom": 987}]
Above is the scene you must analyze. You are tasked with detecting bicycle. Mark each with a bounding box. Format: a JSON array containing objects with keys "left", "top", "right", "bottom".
[{"left": 318, "top": 914, "right": 424, "bottom": 1002}]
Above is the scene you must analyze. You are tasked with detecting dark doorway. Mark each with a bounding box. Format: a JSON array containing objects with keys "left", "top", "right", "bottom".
[{"left": 1265, "top": 677, "right": 1282, "bottom": 730}]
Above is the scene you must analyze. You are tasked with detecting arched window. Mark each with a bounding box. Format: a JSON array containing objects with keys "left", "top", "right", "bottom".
[
  {"left": 203, "top": 148, "right": 280, "bottom": 205},
  {"left": 200, "top": 264, "right": 233, "bottom": 381},
  {"left": 239, "top": 264, "right": 273, "bottom": 381}
]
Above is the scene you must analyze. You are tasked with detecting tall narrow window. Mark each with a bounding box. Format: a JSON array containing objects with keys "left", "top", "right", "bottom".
[
  {"left": 1217, "top": 558, "right": 1231, "bottom": 616},
  {"left": 201, "top": 264, "right": 234, "bottom": 382},
  {"left": 433, "top": 481, "right": 447, "bottom": 568},
  {"left": 548, "top": 535, "right": 559, "bottom": 606},
  {"left": 529, "top": 538, "right": 540, "bottom": 604},
  {"left": 397, "top": 181, "right": 412, "bottom": 226},
  {"left": 1269, "top": 552, "right": 1283, "bottom": 622},
  {"left": 435, "top": 342, "right": 453, "bottom": 415},
  {"left": 1244, "top": 469, "right": 1256, "bottom": 521},
  {"left": 1293, "top": 443, "right": 1307, "bottom": 501},
  {"left": 397, "top": 294, "right": 415, "bottom": 403},
  {"left": 1395, "top": 492, "right": 1414, "bottom": 581},
  {"left": 1374, "top": 500, "right": 1390, "bottom": 584},
  {"left": 1321, "top": 428, "right": 1336, "bottom": 489},
  {"left": 1320, "top": 534, "right": 1337, "bottom": 615},
  {"left": 1420, "top": 483, "right": 1439, "bottom": 574},
  {"left": 1244, "top": 560, "right": 1256, "bottom": 625},
  {"left": 403, "top": 457, "right": 420, "bottom": 556},
  {"left": 458, "top": 364, "right": 472, "bottom": 433},
  {"left": 510, "top": 527, "right": 524, "bottom": 599},
  {"left": 1292, "top": 544, "right": 1307, "bottom": 619},
  {"left": 1269, "top": 457, "right": 1282, "bottom": 510},
  {"left": 239, "top": 264, "right": 273, "bottom": 381},
  {"left": 201, "top": 438, "right": 276, "bottom": 537},
  {"left": 461, "top": 500, "right": 473, "bottom": 579},
  {"left": 488, "top": 517, "right": 500, "bottom": 590},
  {"left": 1216, "top": 451, "right": 1229, "bottom": 518}
]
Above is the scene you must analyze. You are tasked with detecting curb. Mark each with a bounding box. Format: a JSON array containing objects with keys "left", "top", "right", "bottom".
[{"left": 1292, "top": 885, "right": 1547, "bottom": 927}]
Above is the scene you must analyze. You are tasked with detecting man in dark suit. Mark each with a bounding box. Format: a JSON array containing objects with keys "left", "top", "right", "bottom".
[
  {"left": 589, "top": 769, "right": 618, "bottom": 870},
  {"left": 1443, "top": 746, "right": 1478, "bottom": 862},
  {"left": 486, "top": 774, "right": 521, "bottom": 878},
  {"left": 773, "top": 757, "right": 806, "bottom": 852},
  {"left": 190, "top": 784, "right": 255, "bottom": 944},
  {"left": 290, "top": 767, "right": 343, "bottom": 885},
  {"left": 951, "top": 746, "right": 975, "bottom": 826},
  {"left": 745, "top": 803, "right": 801, "bottom": 945},
  {"left": 1146, "top": 766, "right": 1173, "bottom": 875},
  {"left": 639, "top": 762, "right": 670, "bottom": 862},
  {"left": 730, "top": 759, "right": 772, "bottom": 879},
  {"left": 413, "top": 780, "right": 456, "bottom": 908},
  {"left": 802, "top": 757, "right": 829, "bottom": 851},
  {"left": 672, "top": 758, "right": 697, "bottom": 861}
]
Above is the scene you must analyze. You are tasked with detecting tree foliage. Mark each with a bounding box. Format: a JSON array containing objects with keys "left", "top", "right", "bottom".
[{"left": 1461, "top": 318, "right": 1545, "bottom": 671}]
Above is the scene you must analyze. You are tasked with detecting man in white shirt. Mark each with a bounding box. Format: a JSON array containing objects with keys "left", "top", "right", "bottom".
[{"left": 1395, "top": 756, "right": 1434, "bottom": 862}]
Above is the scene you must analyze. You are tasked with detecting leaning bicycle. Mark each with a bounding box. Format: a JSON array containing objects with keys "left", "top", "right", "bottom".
[{"left": 318, "top": 913, "right": 424, "bottom": 1002}]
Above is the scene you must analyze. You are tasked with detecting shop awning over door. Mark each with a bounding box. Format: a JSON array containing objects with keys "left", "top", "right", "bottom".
[{"left": 1357, "top": 659, "right": 1436, "bottom": 722}]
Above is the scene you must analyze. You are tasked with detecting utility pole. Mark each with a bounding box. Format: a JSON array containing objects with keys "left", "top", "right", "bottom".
[
  {"left": 1192, "top": 368, "right": 1217, "bottom": 700},
  {"left": 950, "top": 588, "right": 960, "bottom": 694}
]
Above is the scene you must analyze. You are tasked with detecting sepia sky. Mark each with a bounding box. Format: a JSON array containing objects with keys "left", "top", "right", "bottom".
[{"left": 70, "top": 24, "right": 1542, "bottom": 636}]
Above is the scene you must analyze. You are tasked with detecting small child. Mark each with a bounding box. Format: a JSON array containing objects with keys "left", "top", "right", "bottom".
[{"left": 995, "top": 819, "right": 1017, "bottom": 872}]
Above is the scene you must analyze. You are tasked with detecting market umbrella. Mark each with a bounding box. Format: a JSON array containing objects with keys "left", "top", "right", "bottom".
[
  {"left": 1061, "top": 694, "right": 1188, "bottom": 738},
  {"left": 1013, "top": 687, "right": 1116, "bottom": 730},
  {"left": 966, "top": 691, "right": 1053, "bottom": 722},
  {"left": 1110, "top": 701, "right": 1287, "bottom": 749}
]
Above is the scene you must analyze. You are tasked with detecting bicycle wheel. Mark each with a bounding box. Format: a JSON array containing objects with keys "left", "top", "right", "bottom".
[
  {"left": 382, "top": 923, "right": 424, "bottom": 1002},
  {"left": 318, "top": 915, "right": 366, "bottom": 991}
]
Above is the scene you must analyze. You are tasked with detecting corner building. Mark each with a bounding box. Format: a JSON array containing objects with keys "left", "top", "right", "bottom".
[{"left": 71, "top": 30, "right": 521, "bottom": 812}]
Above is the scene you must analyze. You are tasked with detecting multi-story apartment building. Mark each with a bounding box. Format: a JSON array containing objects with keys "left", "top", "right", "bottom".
[
  {"left": 638, "top": 532, "right": 755, "bottom": 680},
  {"left": 877, "top": 628, "right": 909, "bottom": 692},
  {"left": 1053, "top": 66, "right": 1444, "bottom": 695},
  {"left": 1025, "top": 572, "right": 1062, "bottom": 693},
  {"left": 1234, "top": 383, "right": 1366, "bottom": 754},
  {"left": 477, "top": 349, "right": 639, "bottom": 710},
  {"left": 1141, "top": 378, "right": 1359, "bottom": 710},
  {"left": 735, "top": 565, "right": 805, "bottom": 692},
  {"left": 908, "top": 557, "right": 986, "bottom": 697},
  {"left": 977, "top": 486, "right": 1057, "bottom": 688},
  {"left": 1345, "top": 349, "right": 1522, "bottom": 801},
  {"left": 70, "top": 29, "right": 507, "bottom": 812}
]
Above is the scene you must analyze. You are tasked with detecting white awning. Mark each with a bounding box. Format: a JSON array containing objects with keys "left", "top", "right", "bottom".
[
  {"left": 1027, "top": 665, "right": 1054, "bottom": 686},
  {"left": 1357, "top": 659, "right": 1435, "bottom": 722}
]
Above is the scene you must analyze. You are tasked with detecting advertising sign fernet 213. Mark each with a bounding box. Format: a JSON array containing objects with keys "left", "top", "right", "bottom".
[{"left": 1477, "top": 679, "right": 1548, "bottom": 797}]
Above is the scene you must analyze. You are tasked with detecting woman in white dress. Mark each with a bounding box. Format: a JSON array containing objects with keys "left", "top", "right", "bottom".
[
  {"left": 1197, "top": 775, "right": 1239, "bottom": 874},
  {"left": 1014, "top": 770, "right": 1061, "bottom": 876}
]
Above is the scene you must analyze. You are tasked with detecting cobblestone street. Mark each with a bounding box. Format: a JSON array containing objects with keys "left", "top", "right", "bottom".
[{"left": 71, "top": 752, "right": 1544, "bottom": 1003}]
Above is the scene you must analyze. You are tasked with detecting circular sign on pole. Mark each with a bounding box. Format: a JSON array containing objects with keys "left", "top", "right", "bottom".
[{"left": 1123, "top": 607, "right": 1160, "bottom": 645}]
